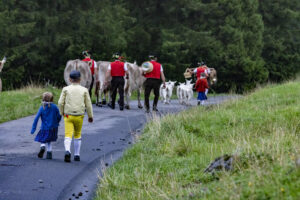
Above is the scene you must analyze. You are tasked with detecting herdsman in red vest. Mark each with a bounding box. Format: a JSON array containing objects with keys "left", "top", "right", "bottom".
[
  {"left": 193, "top": 61, "right": 209, "bottom": 79},
  {"left": 82, "top": 50, "right": 98, "bottom": 98},
  {"left": 105, "top": 53, "right": 129, "bottom": 111},
  {"left": 143, "top": 54, "right": 166, "bottom": 113}
]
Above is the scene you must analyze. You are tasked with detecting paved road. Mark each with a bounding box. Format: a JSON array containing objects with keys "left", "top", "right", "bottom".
[{"left": 0, "top": 96, "right": 234, "bottom": 200}]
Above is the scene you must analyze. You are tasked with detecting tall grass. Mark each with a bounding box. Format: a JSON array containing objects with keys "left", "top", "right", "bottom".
[
  {"left": 95, "top": 81, "right": 300, "bottom": 200},
  {"left": 0, "top": 84, "right": 61, "bottom": 123}
]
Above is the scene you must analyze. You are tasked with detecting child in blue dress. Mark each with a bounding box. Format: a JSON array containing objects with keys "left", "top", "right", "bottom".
[{"left": 31, "top": 92, "right": 62, "bottom": 159}]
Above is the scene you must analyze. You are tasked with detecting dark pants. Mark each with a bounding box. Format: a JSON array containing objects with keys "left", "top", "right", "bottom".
[
  {"left": 89, "top": 76, "right": 94, "bottom": 98},
  {"left": 111, "top": 76, "right": 125, "bottom": 108},
  {"left": 144, "top": 78, "right": 161, "bottom": 110}
]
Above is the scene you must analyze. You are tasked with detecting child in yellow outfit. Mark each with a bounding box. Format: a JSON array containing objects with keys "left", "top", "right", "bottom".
[{"left": 58, "top": 70, "right": 93, "bottom": 162}]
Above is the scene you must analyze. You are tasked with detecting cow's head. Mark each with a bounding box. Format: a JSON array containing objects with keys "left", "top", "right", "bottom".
[{"left": 208, "top": 68, "right": 217, "bottom": 85}]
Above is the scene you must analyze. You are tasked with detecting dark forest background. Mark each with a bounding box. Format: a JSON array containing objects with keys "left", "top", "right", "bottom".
[{"left": 0, "top": 0, "right": 299, "bottom": 93}]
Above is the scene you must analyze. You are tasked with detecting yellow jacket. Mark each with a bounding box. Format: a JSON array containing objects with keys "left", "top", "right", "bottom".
[{"left": 58, "top": 83, "right": 93, "bottom": 118}]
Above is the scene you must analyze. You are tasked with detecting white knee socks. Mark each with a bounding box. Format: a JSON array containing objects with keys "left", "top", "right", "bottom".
[
  {"left": 64, "top": 137, "right": 82, "bottom": 155},
  {"left": 74, "top": 138, "right": 82, "bottom": 156},
  {"left": 64, "top": 137, "right": 72, "bottom": 153}
]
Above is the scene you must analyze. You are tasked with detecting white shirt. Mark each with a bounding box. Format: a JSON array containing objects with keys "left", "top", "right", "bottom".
[{"left": 108, "top": 60, "right": 128, "bottom": 71}]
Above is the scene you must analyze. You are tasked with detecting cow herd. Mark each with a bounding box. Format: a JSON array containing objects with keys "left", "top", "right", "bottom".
[
  {"left": 0, "top": 56, "right": 217, "bottom": 107},
  {"left": 64, "top": 60, "right": 217, "bottom": 109}
]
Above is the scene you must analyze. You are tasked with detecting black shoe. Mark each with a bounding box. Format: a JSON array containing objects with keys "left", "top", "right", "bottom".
[
  {"left": 120, "top": 106, "right": 124, "bottom": 111},
  {"left": 153, "top": 107, "right": 159, "bottom": 112},
  {"left": 108, "top": 103, "right": 115, "bottom": 109},
  {"left": 38, "top": 146, "right": 45, "bottom": 158},
  {"left": 145, "top": 109, "right": 150, "bottom": 113},
  {"left": 46, "top": 152, "right": 52, "bottom": 159},
  {"left": 64, "top": 151, "right": 71, "bottom": 163},
  {"left": 102, "top": 100, "right": 107, "bottom": 105},
  {"left": 74, "top": 155, "right": 80, "bottom": 161},
  {"left": 197, "top": 101, "right": 200, "bottom": 105}
]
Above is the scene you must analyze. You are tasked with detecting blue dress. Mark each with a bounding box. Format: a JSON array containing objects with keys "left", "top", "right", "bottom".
[
  {"left": 31, "top": 103, "right": 62, "bottom": 143},
  {"left": 197, "top": 92, "right": 207, "bottom": 101}
]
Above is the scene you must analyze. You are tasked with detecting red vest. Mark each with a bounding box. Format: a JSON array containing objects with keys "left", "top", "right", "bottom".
[
  {"left": 195, "top": 78, "right": 209, "bottom": 92},
  {"left": 196, "top": 66, "right": 206, "bottom": 79},
  {"left": 82, "top": 58, "right": 95, "bottom": 75},
  {"left": 111, "top": 61, "right": 125, "bottom": 77},
  {"left": 144, "top": 61, "right": 161, "bottom": 79}
]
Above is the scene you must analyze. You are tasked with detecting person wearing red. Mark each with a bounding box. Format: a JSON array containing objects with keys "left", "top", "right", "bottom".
[
  {"left": 143, "top": 54, "right": 166, "bottom": 113},
  {"left": 195, "top": 72, "right": 209, "bottom": 105},
  {"left": 193, "top": 61, "right": 208, "bottom": 79},
  {"left": 105, "top": 53, "right": 129, "bottom": 110},
  {"left": 82, "top": 50, "right": 99, "bottom": 99}
]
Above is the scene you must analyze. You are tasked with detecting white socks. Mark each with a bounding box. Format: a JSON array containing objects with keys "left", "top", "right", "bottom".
[
  {"left": 205, "top": 89, "right": 208, "bottom": 96},
  {"left": 64, "top": 137, "right": 82, "bottom": 156},
  {"left": 47, "top": 143, "right": 52, "bottom": 152},
  {"left": 74, "top": 139, "right": 82, "bottom": 156},
  {"left": 64, "top": 137, "right": 72, "bottom": 153}
]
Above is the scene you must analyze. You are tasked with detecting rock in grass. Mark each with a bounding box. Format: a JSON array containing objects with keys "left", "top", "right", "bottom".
[{"left": 204, "top": 154, "right": 235, "bottom": 173}]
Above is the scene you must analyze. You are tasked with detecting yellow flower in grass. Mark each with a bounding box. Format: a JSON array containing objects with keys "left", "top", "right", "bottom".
[
  {"left": 281, "top": 188, "right": 285, "bottom": 192},
  {"left": 248, "top": 182, "right": 252, "bottom": 187}
]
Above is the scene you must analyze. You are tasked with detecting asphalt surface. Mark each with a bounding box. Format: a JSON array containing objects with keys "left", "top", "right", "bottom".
[{"left": 0, "top": 96, "right": 234, "bottom": 200}]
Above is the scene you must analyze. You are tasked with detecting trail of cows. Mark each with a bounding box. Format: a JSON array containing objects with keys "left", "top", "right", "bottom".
[{"left": 0, "top": 97, "right": 233, "bottom": 200}]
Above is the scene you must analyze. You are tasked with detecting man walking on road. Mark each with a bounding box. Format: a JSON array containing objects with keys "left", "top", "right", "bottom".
[
  {"left": 105, "top": 53, "right": 129, "bottom": 111},
  {"left": 143, "top": 54, "right": 166, "bottom": 113}
]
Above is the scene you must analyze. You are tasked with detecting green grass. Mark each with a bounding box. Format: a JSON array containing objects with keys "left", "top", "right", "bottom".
[
  {"left": 95, "top": 81, "right": 300, "bottom": 200},
  {"left": 0, "top": 84, "right": 61, "bottom": 123}
]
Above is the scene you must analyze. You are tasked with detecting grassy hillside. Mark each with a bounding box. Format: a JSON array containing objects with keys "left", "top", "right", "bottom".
[
  {"left": 95, "top": 81, "right": 300, "bottom": 200},
  {"left": 0, "top": 85, "right": 61, "bottom": 123}
]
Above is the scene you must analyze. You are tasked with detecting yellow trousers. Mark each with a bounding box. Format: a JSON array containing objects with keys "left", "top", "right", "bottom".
[{"left": 64, "top": 115, "right": 84, "bottom": 139}]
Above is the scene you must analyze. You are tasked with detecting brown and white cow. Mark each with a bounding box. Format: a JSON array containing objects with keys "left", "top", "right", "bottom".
[
  {"left": 64, "top": 59, "right": 92, "bottom": 88},
  {"left": 96, "top": 61, "right": 146, "bottom": 109},
  {"left": 124, "top": 62, "right": 146, "bottom": 109},
  {"left": 0, "top": 57, "right": 6, "bottom": 92},
  {"left": 96, "top": 61, "right": 111, "bottom": 106}
]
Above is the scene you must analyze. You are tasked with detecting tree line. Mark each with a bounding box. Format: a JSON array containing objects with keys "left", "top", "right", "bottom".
[{"left": 0, "top": 0, "right": 299, "bottom": 93}]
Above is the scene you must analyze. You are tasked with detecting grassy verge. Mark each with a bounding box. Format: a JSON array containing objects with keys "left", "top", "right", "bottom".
[
  {"left": 0, "top": 85, "right": 61, "bottom": 123},
  {"left": 95, "top": 81, "right": 300, "bottom": 200}
]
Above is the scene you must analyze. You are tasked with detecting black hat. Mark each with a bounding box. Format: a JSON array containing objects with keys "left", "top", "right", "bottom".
[
  {"left": 149, "top": 54, "right": 157, "bottom": 59},
  {"left": 112, "top": 52, "right": 120, "bottom": 59},
  {"left": 70, "top": 70, "right": 81, "bottom": 80}
]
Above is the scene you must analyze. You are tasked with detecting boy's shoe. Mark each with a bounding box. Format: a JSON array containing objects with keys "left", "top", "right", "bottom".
[
  {"left": 145, "top": 109, "right": 150, "bottom": 113},
  {"left": 197, "top": 101, "right": 200, "bottom": 105},
  {"left": 64, "top": 151, "right": 71, "bottom": 163},
  {"left": 46, "top": 151, "right": 52, "bottom": 159},
  {"left": 38, "top": 146, "right": 46, "bottom": 158},
  {"left": 74, "top": 155, "right": 80, "bottom": 161},
  {"left": 119, "top": 106, "right": 124, "bottom": 111}
]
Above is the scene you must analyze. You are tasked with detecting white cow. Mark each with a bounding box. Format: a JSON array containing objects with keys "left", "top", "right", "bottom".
[
  {"left": 0, "top": 57, "right": 6, "bottom": 92},
  {"left": 177, "top": 79, "right": 193, "bottom": 105},
  {"left": 64, "top": 59, "right": 92, "bottom": 88},
  {"left": 124, "top": 62, "right": 146, "bottom": 109},
  {"left": 160, "top": 80, "right": 176, "bottom": 104},
  {"left": 176, "top": 82, "right": 185, "bottom": 104}
]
